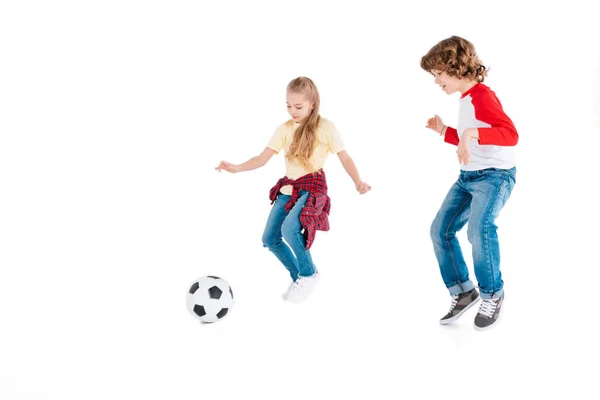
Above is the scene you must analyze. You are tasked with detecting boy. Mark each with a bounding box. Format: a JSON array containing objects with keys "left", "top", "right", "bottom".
[{"left": 421, "top": 36, "right": 518, "bottom": 330}]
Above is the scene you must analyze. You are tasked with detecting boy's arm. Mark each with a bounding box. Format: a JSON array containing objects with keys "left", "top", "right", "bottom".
[
  {"left": 472, "top": 92, "right": 519, "bottom": 146},
  {"left": 442, "top": 126, "right": 460, "bottom": 146}
]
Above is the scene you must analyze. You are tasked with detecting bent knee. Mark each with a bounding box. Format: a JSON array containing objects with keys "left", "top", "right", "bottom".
[
  {"left": 281, "top": 222, "right": 300, "bottom": 242},
  {"left": 467, "top": 224, "right": 487, "bottom": 244},
  {"left": 430, "top": 218, "right": 444, "bottom": 242},
  {"left": 262, "top": 230, "right": 279, "bottom": 248}
]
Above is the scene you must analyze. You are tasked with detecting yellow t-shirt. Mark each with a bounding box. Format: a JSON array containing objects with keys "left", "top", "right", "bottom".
[{"left": 267, "top": 117, "right": 345, "bottom": 195}]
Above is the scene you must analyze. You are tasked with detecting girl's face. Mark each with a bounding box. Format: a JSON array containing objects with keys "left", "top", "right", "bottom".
[{"left": 286, "top": 91, "right": 313, "bottom": 123}]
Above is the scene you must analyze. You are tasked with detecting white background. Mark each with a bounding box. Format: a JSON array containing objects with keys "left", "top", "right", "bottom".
[{"left": 1, "top": 1, "right": 599, "bottom": 399}]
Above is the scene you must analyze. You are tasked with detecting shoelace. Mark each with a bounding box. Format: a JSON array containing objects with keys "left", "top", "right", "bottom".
[
  {"left": 290, "top": 274, "right": 317, "bottom": 292},
  {"left": 478, "top": 299, "right": 497, "bottom": 318},
  {"left": 448, "top": 295, "right": 459, "bottom": 313},
  {"left": 290, "top": 280, "right": 305, "bottom": 292}
]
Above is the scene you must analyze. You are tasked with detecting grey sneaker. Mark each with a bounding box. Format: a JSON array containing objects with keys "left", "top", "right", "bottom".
[
  {"left": 440, "top": 289, "right": 480, "bottom": 325},
  {"left": 474, "top": 293, "right": 504, "bottom": 330}
]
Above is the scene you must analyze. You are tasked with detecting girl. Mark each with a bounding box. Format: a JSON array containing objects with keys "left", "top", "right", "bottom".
[
  {"left": 421, "top": 36, "right": 518, "bottom": 330},
  {"left": 216, "top": 77, "right": 371, "bottom": 303}
]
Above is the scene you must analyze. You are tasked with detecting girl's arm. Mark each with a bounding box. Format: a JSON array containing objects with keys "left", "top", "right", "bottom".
[
  {"left": 337, "top": 150, "right": 371, "bottom": 194},
  {"left": 216, "top": 147, "right": 276, "bottom": 173}
]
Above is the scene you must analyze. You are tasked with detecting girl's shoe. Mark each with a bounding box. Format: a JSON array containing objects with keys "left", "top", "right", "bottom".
[{"left": 285, "top": 272, "right": 320, "bottom": 303}]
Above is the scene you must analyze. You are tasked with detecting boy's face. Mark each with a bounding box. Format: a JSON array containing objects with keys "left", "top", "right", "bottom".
[
  {"left": 286, "top": 91, "right": 313, "bottom": 123},
  {"left": 431, "top": 69, "right": 462, "bottom": 95}
]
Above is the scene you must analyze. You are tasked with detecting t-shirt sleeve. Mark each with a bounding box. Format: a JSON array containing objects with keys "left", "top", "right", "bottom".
[
  {"left": 472, "top": 91, "right": 519, "bottom": 146},
  {"left": 325, "top": 121, "right": 345, "bottom": 154},
  {"left": 444, "top": 126, "right": 460, "bottom": 146},
  {"left": 267, "top": 125, "right": 285, "bottom": 153}
]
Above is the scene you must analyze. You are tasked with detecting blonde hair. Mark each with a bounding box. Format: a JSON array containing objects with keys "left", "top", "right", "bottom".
[
  {"left": 285, "top": 77, "right": 321, "bottom": 172},
  {"left": 420, "top": 36, "right": 488, "bottom": 82}
]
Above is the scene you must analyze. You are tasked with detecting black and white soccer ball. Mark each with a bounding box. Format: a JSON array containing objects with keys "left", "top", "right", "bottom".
[{"left": 187, "top": 276, "right": 234, "bottom": 323}]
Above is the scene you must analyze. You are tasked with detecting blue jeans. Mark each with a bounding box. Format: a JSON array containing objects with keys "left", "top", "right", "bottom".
[
  {"left": 430, "top": 167, "right": 516, "bottom": 300},
  {"left": 262, "top": 191, "right": 316, "bottom": 281}
]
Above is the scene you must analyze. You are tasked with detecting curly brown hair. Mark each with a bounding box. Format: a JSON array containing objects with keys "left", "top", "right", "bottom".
[{"left": 420, "top": 36, "right": 488, "bottom": 82}]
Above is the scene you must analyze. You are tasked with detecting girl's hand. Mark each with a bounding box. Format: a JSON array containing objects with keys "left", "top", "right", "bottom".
[
  {"left": 425, "top": 114, "right": 445, "bottom": 135},
  {"left": 355, "top": 181, "right": 371, "bottom": 194},
  {"left": 215, "top": 161, "right": 239, "bottom": 173}
]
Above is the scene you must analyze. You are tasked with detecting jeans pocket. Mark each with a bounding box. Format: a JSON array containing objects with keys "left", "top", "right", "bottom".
[
  {"left": 502, "top": 169, "right": 516, "bottom": 186},
  {"left": 500, "top": 171, "right": 515, "bottom": 204}
]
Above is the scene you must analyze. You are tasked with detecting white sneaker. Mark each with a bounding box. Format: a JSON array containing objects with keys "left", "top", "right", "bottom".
[
  {"left": 282, "top": 281, "right": 296, "bottom": 300},
  {"left": 285, "top": 272, "right": 320, "bottom": 303}
]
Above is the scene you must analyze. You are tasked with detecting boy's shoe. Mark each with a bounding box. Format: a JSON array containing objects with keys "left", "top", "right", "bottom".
[
  {"left": 440, "top": 289, "right": 480, "bottom": 325},
  {"left": 474, "top": 293, "right": 504, "bottom": 330},
  {"left": 285, "top": 272, "right": 320, "bottom": 303}
]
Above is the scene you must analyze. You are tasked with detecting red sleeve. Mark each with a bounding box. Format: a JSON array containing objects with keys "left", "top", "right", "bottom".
[
  {"left": 472, "top": 91, "right": 519, "bottom": 146},
  {"left": 444, "top": 126, "right": 459, "bottom": 146}
]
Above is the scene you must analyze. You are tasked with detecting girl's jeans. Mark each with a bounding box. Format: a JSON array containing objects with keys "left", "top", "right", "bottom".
[{"left": 262, "top": 191, "right": 316, "bottom": 281}]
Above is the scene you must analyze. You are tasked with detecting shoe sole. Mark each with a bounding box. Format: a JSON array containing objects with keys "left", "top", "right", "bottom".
[
  {"left": 473, "top": 313, "right": 501, "bottom": 331},
  {"left": 439, "top": 296, "right": 480, "bottom": 325}
]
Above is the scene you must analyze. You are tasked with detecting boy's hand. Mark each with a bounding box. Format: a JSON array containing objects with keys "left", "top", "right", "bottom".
[
  {"left": 426, "top": 114, "right": 445, "bottom": 135},
  {"left": 456, "top": 139, "right": 471, "bottom": 165},
  {"left": 355, "top": 181, "right": 371, "bottom": 194},
  {"left": 457, "top": 129, "right": 478, "bottom": 165},
  {"left": 215, "top": 161, "right": 239, "bottom": 173}
]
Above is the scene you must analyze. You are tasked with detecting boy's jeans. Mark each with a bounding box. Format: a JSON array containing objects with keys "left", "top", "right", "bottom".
[
  {"left": 430, "top": 167, "right": 516, "bottom": 300},
  {"left": 262, "top": 190, "right": 316, "bottom": 281}
]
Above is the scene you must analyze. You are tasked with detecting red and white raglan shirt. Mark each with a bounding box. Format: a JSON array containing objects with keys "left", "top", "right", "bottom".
[{"left": 444, "top": 83, "right": 519, "bottom": 171}]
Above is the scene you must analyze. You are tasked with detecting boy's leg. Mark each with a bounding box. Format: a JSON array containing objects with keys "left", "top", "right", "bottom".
[
  {"left": 262, "top": 193, "right": 300, "bottom": 282},
  {"left": 431, "top": 177, "right": 476, "bottom": 295},
  {"left": 467, "top": 168, "right": 516, "bottom": 300},
  {"left": 467, "top": 168, "right": 516, "bottom": 329}
]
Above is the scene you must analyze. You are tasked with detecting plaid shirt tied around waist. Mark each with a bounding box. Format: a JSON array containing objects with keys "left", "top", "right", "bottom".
[{"left": 268, "top": 170, "right": 330, "bottom": 250}]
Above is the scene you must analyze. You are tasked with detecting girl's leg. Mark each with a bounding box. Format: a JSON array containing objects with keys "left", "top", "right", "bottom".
[
  {"left": 262, "top": 194, "right": 300, "bottom": 281},
  {"left": 280, "top": 191, "right": 315, "bottom": 278}
]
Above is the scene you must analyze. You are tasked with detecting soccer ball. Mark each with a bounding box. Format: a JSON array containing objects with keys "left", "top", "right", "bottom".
[{"left": 187, "top": 276, "right": 234, "bottom": 323}]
